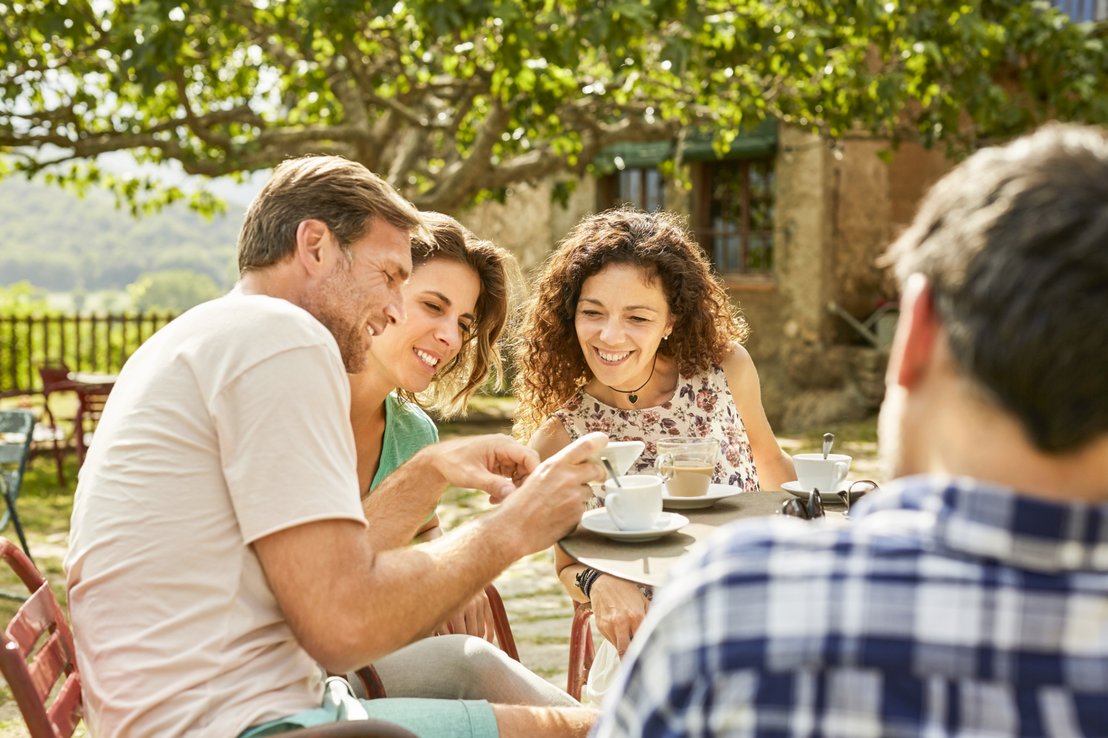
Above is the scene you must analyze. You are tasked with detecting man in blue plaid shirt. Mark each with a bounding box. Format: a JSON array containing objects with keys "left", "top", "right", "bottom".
[{"left": 595, "top": 123, "right": 1108, "bottom": 737}]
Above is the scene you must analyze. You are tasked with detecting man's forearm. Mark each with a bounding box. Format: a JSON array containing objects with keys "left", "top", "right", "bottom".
[
  {"left": 344, "top": 509, "right": 529, "bottom": 668},
  {"left": 363, "top": 446, "right": 448, "bottom": 549}
]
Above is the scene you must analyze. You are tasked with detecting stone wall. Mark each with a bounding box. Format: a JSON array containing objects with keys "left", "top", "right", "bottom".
[
  {"left": 458, "top": 178, "right": 596, "bottom": 276},
  {"left": 455, "top": 131, "right": 953, "bottom": 432}
]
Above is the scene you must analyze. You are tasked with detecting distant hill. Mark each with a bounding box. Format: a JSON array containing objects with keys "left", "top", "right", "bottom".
[{"left": 0, "top": 177, "right": 244, "bottom": 292}]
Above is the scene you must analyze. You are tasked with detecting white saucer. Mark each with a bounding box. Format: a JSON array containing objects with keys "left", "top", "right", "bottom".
[
  {"left": 579, "top": 509, "right": 689, "bottom": 542},
  {"left": 781, "top": 479, "right": 850, "bottom": 503},
  {"left": 662, "top": 483, "right": 744, "bottom": 510}
]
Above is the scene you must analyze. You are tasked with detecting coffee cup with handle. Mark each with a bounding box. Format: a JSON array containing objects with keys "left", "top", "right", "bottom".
[
  {"left": 590, "top": 440, "right": 645, "bottom": 498},
  {"left": 792, "top": 452, "right": 852, "bottom": 492},
  {"left": 655, "top": 437, "right": 720, "bottom": 497},
  {"left": 603, "top": 474, "right": 664, "bottom": 531}
]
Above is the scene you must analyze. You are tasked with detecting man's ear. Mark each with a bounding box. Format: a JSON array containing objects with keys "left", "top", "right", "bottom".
[
  {"left": 888, "top": 273, "right": 941, "bottom": 389},
  {"left": 294, "top": 220, "right": 329, "bottom": 273}
]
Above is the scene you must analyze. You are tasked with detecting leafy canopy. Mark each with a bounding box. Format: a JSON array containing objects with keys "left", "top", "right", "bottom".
[{"left": 2, "top": 0, "right": 1105, "bottom": 212}]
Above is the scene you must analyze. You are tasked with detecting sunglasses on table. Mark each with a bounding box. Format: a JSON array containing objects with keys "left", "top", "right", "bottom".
[{"left": 780, "top": 479, "right": 880, "bottom": 520}]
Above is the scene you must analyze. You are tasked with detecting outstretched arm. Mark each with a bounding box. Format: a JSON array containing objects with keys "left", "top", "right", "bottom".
[
  {"left": 254, "top": 432, "right": 608, "bottom": 673},
  {"left": 533, "top": 420, "right": 652, "bottom": 655}
]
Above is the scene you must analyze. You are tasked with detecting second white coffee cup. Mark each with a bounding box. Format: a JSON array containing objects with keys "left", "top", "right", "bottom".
[
  {"left": 792, "top": 453, "right": 852, "bottom": 492},
  {"left": 603, "top": 474, "right": 664, "bottom": 531}
]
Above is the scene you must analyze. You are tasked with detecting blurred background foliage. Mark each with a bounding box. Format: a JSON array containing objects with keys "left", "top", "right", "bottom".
[{"left": 1, "top": 0, "right": 1104, "bottom": 217}]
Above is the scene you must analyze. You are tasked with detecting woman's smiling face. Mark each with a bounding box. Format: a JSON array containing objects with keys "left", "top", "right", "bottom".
[
  {"left": 574, "top": 263, "right": 674, "bottom": 389},
  {"left": 367, "top": 257, "right": 481, "bottom": 393}
]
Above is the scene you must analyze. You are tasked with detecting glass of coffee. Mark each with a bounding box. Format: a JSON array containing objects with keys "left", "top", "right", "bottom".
[{"left": 654, "top": 437, "right": 720, "bottom": 497}]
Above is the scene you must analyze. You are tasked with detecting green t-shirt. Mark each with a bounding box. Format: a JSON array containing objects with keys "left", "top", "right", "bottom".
[{"left": 369, "top": 391, "right": 439, "bottom": 493}]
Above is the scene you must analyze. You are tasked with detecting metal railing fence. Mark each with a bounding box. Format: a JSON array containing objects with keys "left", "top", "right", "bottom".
[{"left": 0, "top": 312, "right": 176, "bottom": 398}]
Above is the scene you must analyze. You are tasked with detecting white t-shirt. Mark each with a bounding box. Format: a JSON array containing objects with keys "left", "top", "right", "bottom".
[{"left": 65, "top": 292, "right": 367, "bottom": 738}]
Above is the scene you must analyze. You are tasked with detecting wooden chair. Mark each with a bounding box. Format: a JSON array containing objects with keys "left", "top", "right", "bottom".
[
  {"left": 0, "top": 537, "right": 418, "bottom": 738},
  {"left": 566, "top": 601, "right": 596, "bottom": 701},
  {"left": 0, "top": 410, "right": 37, "bottom": 560},
  {"left": 36, "top": 363, "right": 77, "bottom": 485}
]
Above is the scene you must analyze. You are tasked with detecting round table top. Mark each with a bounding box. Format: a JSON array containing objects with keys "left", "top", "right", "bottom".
[
  {"left": 559, "top": 490, "right": 798, "bottom": 587},
  {"left": 558, "top": 487, "right": 850, "bottom": 585}
]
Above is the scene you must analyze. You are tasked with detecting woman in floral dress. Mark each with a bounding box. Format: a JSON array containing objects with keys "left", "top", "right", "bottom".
[{"left": 513, "top": 207, "right": 794, "bottom": 656}]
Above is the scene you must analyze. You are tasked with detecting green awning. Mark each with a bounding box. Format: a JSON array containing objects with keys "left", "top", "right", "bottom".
[{"left": 593, "top": 119, "right": 778, "bottom": 173}]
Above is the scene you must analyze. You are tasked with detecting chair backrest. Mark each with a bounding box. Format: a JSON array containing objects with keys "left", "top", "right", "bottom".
[
  {"left": 0, "top": 538, "right": 83, "bottom": 738},
  {"left": 37, "top": 363, "right": 76, "bottom": 394},
  {"left": 0, "top": 410, "right": 36, "bottom": 499}
]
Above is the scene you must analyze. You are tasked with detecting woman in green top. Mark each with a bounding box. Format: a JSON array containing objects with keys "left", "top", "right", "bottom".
[{"left": 346, "top": 213, "right": 577, "bottom": 706}]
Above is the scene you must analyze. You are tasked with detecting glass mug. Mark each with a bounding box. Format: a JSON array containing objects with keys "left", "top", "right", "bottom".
[{"left": 654, "top": 437, "right": 720, "bottom": 497}]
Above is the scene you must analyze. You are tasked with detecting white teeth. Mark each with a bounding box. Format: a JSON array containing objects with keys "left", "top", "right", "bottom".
[
  {"left": 597, "top": 350, "right": 631, "bottom": 362},
  {"left": 414, "top": 349, "right": 439, "bottom": 367}
]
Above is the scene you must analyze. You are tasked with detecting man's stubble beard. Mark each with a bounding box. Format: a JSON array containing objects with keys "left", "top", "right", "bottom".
[{"left": 304, "top": 268, "right": 374, "bottom": 374}]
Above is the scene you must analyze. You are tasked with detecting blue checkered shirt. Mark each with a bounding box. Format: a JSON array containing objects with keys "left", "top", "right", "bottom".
[{"left": 593, "top": 476, "right": 1108, "bottom": 737}]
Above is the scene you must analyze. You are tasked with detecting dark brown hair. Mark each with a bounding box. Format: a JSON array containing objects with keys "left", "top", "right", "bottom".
[
  {"left": 512, "top": 207, "right": 748, "bottom": 439},
  {"left": 885, "top": 123, "right": 1108, "bottom": 452}
]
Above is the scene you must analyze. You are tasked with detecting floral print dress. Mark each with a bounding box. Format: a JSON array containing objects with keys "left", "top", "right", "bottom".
[{"left": 553, "top": 363, "right": 759, "bottom": 498}]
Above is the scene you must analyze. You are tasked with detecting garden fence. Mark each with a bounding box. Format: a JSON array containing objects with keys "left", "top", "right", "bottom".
[{"left": 0, "top": 312, "right": 176, "bottom": 398}]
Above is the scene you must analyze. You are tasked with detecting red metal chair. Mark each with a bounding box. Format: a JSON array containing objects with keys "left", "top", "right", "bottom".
[
  {"left": 73, "top": 383, "right": 111, "bottom": 466},
  {"left": 0, "top": 537, "right": 417, "bottom": 738},
  {"left": 484, "top": 583, "right": 520, "bottom": 661},
  {"left": 351, "top": 583, "right": 520, "bottom": 699},
  {"left": 566, "top": 601, "right": 596, "bottom": 701},
  {"left": 0, "top": 538, "right": 83, "bottom": 737}
]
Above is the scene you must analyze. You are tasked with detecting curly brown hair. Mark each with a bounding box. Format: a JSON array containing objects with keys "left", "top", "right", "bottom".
[
  {"left": 512, "top": 207, "right": 748, "bottom": 440},
  {"left": 397, "top": 212, "right": 517, "bottom": 418}
]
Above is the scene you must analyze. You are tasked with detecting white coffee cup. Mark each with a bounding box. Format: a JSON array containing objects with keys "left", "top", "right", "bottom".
[
  {"left": 792, "top": 453, "right": 852, "bottom": 492},
  {"left": 603, "top": 474, "right": 664, "bottom": 531},
  {"left": 590, "top": 441, "right": 646, "bottom": 499}
]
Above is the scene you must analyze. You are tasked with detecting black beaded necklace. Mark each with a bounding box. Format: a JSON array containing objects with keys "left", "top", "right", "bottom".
[{"left": 605, "top": 353, "right": 658, "bottom": 406}]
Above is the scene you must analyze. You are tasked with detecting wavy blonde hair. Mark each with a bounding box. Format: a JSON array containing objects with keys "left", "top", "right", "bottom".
[
  {"left": 512, "top": 207, "right": 748, "bottom": 440},
  {"left": 398, "top": 212, "right": 517, "bottom": 418}
]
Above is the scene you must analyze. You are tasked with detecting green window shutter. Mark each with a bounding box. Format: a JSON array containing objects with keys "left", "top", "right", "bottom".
[
  {"left": 682, "top": 119, "right": 778, "bottom": 161},
  {"left": 593, "top": 120, "right": 778, "bottom": 173}
]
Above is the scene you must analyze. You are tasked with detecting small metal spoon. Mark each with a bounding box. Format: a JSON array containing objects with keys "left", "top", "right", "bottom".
[
  {"left": 822, "top": 432, "right": 835, "bottom": 459},
  {"left": 601, "top": 458, "right": 622, "bottom": 488}
]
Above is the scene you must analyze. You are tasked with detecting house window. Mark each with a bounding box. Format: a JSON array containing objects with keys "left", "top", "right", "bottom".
[
  {"left": 598, "top": 168, "right": 666, "bottom": 212},
  {"left": 1051, "top": 0, "right": 1107, "bottom": 22},
  {"left": 691, "top": 157, "right": 775, "bottom": 275}
]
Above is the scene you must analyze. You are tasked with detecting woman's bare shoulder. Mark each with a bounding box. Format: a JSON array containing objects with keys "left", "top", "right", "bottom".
[
  {"left": 529, "top": 417, "right": 573, "bottom": 461},
  {"left": 720, "top": 342, "right": 756, "bottom": 373}
]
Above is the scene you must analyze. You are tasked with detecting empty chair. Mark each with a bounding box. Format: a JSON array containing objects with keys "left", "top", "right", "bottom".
[
  {"left": 0, "top": 537, "right": 82, "bottom": 737},
  {"left": 37, "top": 362, "right": 77, "bottom": 485},
  {"left": 0, "top": 409, "right": 37, "bottom": 559},
  {"left": 73, "top": 384, "right": 111, "bottom": 466}
]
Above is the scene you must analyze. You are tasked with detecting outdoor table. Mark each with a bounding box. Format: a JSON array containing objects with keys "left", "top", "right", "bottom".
[
  {"left": 68, "top": 371, "right": 118, "bottom": 391},
  {"left": 559, "top": 489, "right": 844, "bottom": 587}
]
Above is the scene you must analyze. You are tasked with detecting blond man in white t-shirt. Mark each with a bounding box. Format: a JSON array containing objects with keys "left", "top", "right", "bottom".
[{"left": 65, "top": 156, "right": 604, "bottom": 738}]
